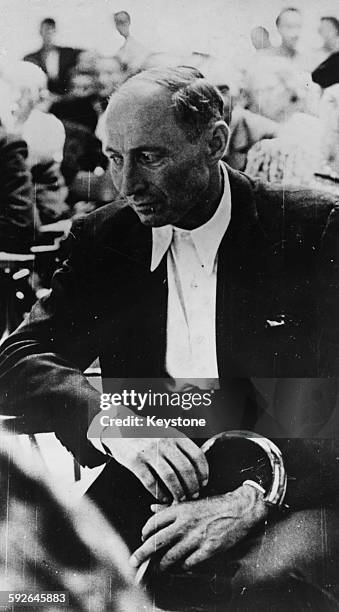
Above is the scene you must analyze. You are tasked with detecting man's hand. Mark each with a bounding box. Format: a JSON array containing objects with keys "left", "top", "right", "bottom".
[
  {"left": 103, "top": 432, "right": 209, "bottom": 503},
  {"left": 130, "top": 484, "right": 268, "bottom": 571}
]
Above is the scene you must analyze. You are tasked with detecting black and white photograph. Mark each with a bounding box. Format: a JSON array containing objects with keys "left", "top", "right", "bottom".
[{"left": 0, "top": 1, "right": 339, "bottom": 610}]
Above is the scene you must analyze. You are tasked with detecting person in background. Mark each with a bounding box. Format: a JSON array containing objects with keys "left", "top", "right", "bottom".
[
  {"left": 202, "top": 69, "right": 278, "bottom": 171},
  {"left": 273, "top": 7, "right": 302, "bottom": 61},
  {"left": 242, "top": 57, "right": 319, "bottom": 123},
  {"left": 0, "top": 62, "right": 70, "bottom": 225},
  {"left": 24, "top": 17, "right": 81, "bottom": 96},
  {"left": 312, "top": 19, "right": 339, "bottom": 90},
  {"left": 113, "top": 11, "right": 150, "bottom": 79},
  {"left": 50, "top": 69, "right": 99, "bottom": 133},
  {"left": 76, "top": 49, "right": 101, "bottom": 74},
  {"left": 60, "top": 120, "right": 112, "bottom": 216},
  {"left": 226, "top": 108, "right": 278, "bottom": 171},
  {"left": 96, "top": 55, "right": 124, "bottom": 111},
  {"left": 318, "top": 16, "right": 339, "bottom": 62},
  {"left": 265, "top": 7, "right": 310, "bottom": 72},
  {"left": 229, "top": 56, "right": 321, "bottom": 170},
  {"left": 213, "top": 77, "right": 278, "bottom": 171},
  {"left": 0, "top": 127, "right": 35, "bottom": 253},
  {"left": 48, "top": 60, "right": 115, "bottom": 213},
  {"left": 250, "top": 26, "right": 272, "bottom": 52},
  {"left": 241, "top": 54, "right": 326, "bottom": 182},
  {"left": 303, "top": 16, "right": 339, "bottom": 73},
  {"left": 68, "top": 69, "right": 97, "bottom": 99},
  {"left": 94, "top": 56, "right": 125, "bottom": 146},
  {"left": 245, "top": 114, "right": 324, "bottom": 186}
]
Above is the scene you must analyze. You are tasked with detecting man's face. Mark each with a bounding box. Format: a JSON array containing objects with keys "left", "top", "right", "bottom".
[
  {"left": 319, "top": 20, "right": 337, "bottom": 47},
  {"left": 277, "top": 10, "right": 302, "bottom": 50},
  {"left": 97, "top": 58, "right": 123, "bottom": 98},
  {"left": 114, "top": 13, "right": 130, "bottom": 38},
  {"left": 105, "top": 82, "right": 212, "bottom": 227},
  {"left": 40, "top": 23, "right": 56, "bottom": 46},
  {"left": 70, "top": 74, "right": 96, "bottom": 98},
  {"left": 251, "top": 27, "right": 270, "bottom": 50},
  {"left": 249, "top": 72, "right": 296, "bottom": 122}
]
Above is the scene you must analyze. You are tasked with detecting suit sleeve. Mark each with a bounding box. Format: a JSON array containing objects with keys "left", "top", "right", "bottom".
[
  {"left": 275, "top": 438, "right": 339, "bottom": 510},
  {"left": 0, "top": 219, "right": 105, "bottom": 467}
]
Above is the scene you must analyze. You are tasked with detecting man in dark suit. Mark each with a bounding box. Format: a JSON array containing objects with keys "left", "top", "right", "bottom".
[
  {"left": 24, "top": 18, "right": 80, "bottom": 95},
  {"left": 1, "top": 66, "right": 339, "bottom": 609}
]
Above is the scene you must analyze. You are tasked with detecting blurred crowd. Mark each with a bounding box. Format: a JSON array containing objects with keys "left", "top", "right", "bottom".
[{"left": 0, "top": 7, "right": 339, "bottom": 332}]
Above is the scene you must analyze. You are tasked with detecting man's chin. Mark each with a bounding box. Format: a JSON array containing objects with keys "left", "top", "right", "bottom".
[
  {"left": 134, "top": 211, "right": 168, "bottom": 227},
  {"left": 140, "top": 218, "right": 168, "bottom": 227}
]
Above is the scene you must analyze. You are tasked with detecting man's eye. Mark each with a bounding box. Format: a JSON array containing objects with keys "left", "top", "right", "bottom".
[
  {"left": 139, "top": 152, "right": 162, "bottom": 165},
  {"left": 110, "top": 154, "right": 123, "bottom": 168}
]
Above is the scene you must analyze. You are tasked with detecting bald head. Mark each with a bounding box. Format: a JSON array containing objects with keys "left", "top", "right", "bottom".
[
  {"left": 106, "top": 66, "right": 225, "bottom": 143},
  {"left": 104, "top": 66, "right": 229, "bottom": 230}
]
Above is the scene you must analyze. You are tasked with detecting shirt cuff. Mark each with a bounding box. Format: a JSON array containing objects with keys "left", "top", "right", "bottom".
[{"left": 87, "top": 410, "right": 107, "bottom": 455}]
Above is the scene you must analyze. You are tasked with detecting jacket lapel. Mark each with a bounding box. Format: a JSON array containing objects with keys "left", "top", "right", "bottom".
[
  {"left": 101, "top": 214, "right": 168, "bottom": 377},
  {"left": 101, "top": 170, "right": 284, "bottom": 378}
]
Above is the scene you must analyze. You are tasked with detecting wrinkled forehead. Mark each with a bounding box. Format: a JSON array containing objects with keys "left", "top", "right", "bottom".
[{"left": 104, "top": 81, "right": 181, "bottom": 150}]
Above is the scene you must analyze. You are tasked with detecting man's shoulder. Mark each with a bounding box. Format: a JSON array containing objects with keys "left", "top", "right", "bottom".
[
  {"left": 226, "top": 164, "right": 339, "bottom": 243},
  {"left": 23, "top": 50, "right": 41, "bottom": 62},
  {"left": 255, "top": 179, "right": 338, "bottom": 221},
  {"left": 65, "top": 203, "right": 151, "bottom": 273},
  {"left": 256, "top": 181, "right": 339, "bottom": 249},
  {"left": 229, "top": 164, "right": 336, "bottom": 215}
]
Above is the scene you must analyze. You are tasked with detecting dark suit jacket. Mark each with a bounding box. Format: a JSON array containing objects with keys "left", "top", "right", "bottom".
[
  {"left": 0, "top": 129, "right": 35, "bottom": 252},
  {"left": 24, "top": 46, "right": 81, "bottom": 94},
  {"left": 1, "top": 165, "right": 339, "bottom": 508}
]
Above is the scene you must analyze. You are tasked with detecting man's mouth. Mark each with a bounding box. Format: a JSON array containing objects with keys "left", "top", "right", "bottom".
[{"left": 132, "top": 202, "right": 156, "bottom": 212}]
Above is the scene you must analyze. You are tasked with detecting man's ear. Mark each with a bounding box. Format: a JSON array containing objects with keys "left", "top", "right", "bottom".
[{"left": 206, "top": 120, "right": 230, "bottom": 163}]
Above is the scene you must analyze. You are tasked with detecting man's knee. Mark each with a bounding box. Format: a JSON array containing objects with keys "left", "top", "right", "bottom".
[{"left": 232, "top": 508, "right": 339, "bottom": 594}]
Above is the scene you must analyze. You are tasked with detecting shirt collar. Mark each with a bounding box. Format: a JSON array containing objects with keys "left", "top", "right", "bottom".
[{"left": 151, "top": 163, "right": 231, "bottom": 274}]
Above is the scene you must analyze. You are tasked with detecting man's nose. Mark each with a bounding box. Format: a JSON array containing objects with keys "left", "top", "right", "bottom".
[{"left": 119, "top": 159, "right": 146, "bottom": 197}]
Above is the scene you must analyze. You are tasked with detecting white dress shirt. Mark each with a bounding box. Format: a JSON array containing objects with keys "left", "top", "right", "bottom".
[
  {"left": 88, "top": 164, "right": 231, "bottom": 451},
  {"left": 45, "top": 48, "right": 60, "bottom": 79},
  {"left": 151, "top": 163, "right": 232, "bottom": 389}
]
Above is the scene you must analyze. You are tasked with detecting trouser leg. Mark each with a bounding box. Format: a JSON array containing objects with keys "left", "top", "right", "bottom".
[
  {"left": 86, "top": 463, "right": 339, "bottom": 610},
  {"left": 229, "top": 507, "right": 339, "bottom": 610},
  {"left": 86, "top": 458, "right": 153, "bottom": 552},
  {"left": 147, "top": 508, "right": 339, "bottom": 611}
]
